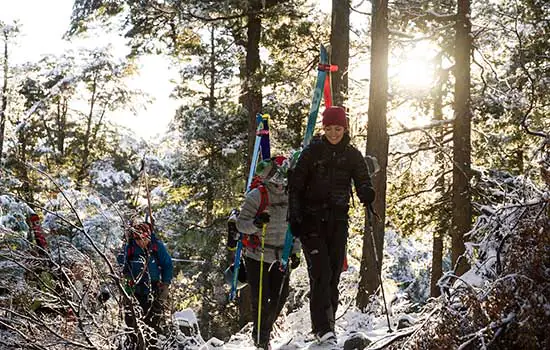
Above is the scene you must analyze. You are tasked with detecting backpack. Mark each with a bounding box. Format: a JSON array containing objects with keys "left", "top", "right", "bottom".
[
  {"left": 125, "top": 234, "right": 162, "bottom": 278},
  {"left": 226, "top": 176, "right": 269, "bottom": 251},
  {"left": 27, "top": 214, "right": 48, "bottom": 249}
]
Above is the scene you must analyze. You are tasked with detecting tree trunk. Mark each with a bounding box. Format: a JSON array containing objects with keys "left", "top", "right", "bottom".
[
  {"left": 451, "top": 0, "right": 472, "bottom": 276},
  {"left": 205, "top": 25, "right": 216, "bottom": 226},
  {"left": 76, "top": 74, "right": 97, "bottom": 189},
  {"left": 198, "top": 260, "right": 213, "bottom": 339},
  {"left": 238, "top": 0, "right": 264, "bottom": 326},
  {"left": 16, "top": 128, "right": 33, "bottom": 203},
  {"left": 55, "top": 98, "right": 68, "bottom": 163},
  {"left": 330, "top": 0, "right": 350, "bottom": 106},
  {"left": 0, "top": 32, "right": 8, "bottom": 163},
  {"left": 431, "top": 60, "right": 447, "bottom": 297},
  {"left": 244, "top": 0, "right": 263, "bottom": 172},
  {"left": 357, "top": 0, "right": 389, "bottom": 309}
]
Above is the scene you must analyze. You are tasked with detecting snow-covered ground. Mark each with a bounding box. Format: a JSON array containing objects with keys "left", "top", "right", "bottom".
[
  {"left": 188, "top": 229, "right": 430, "bottom": 350},
  {"left": 203, "top": 286, "right": 418, "bottom": 350}
]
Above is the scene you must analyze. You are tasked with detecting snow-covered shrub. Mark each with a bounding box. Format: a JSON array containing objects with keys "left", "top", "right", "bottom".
[
  {"left": 0, "top": 259, "right": 26, "bottom": 299},
  {"left": 41, "top": 190, "right": 124, "bottom": 255},
  {"left": 385, "top": 229, "right": 432, "bottom": 304},
  {"left": 0, "top": 228, "right": 120, "bottom": 348},
  {"left": 0, "top": 191, "right": 202, "bottom": 349},
  {"left": 89, "top": 159, "right": 132, "bottom": 202},
  {"left": 0, "top": 195, "right": 33, "bottom": 232},
  {"left": 0, "top": 196, "right": 35, "bottom": 252},
  {"left": 395, "top": 173, "right": 549, "bottom": 350}
]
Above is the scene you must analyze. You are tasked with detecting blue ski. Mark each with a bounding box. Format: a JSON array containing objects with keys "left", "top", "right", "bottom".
[
  {"left": 303, "top": 45, "right": 330, "bottom": 147},
  {"left": 230, "top": 113, "right": 269, "bottom": 301},
  {"left": 259, "top": 114, "right": 270, "bottom": 161}
]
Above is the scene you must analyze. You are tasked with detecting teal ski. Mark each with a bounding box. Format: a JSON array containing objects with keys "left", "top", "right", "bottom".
[
  {"left": 230, "top": 113, "right": 268, "bottom": 301},
  {"left": 280, "top": 44, "right": 332, "bottom": 271}
]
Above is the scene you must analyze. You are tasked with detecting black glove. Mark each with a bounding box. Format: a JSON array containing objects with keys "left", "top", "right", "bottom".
[
  {"left": 156, "top": 282, "right": 170, "bottom": 304},
  {"left": 227, "top": 222, "right": 239, "bottom": 250},
  {"left": 289, "top": 217, "right": 302, "bottom": 238},
  {"left": 97, "top": 286, "right": 110, "bottom": 303},
  {"left": 358, "top": 185, "right": 375, "bottom": 205},
  {"left": 253, "top": 212, "right": 270, "bottom": 229},
  {"left": 290, "top": 253, "right": 301, "bottom": 270}
]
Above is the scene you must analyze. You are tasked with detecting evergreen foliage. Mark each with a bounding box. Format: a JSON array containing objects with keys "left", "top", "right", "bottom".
[{"left": 0, "top": 0, "right": 547, "bottom": 348}]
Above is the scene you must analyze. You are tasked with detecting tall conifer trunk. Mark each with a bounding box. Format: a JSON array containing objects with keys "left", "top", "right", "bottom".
[
  {"left": 431, "top": 58, "right": 447, "bottom": 297},
  {"left": 0, "top": 32, "right": 9, "bottom": 164},
  {"left": 451, "top": 0, "right": 472, "bottom": 276},
  {"left": 330, "top": 0, "right": 350, "bottom": 106},
  {"left": 206, "top": 25, "right": 217, "bottom": 227},
  {"left": 244, "top": 0, "right": 263, "bottom": 172},
  {"left": 237, "top": 0, "right": 265, "bottom": 327},
  {"left": 357, "top": 0, "right": 389, "bottom": 308}
]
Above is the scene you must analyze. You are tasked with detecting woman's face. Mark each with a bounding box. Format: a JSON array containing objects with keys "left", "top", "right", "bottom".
[{"left": 323, "top": 125, "right": 346, "bottom": 145}]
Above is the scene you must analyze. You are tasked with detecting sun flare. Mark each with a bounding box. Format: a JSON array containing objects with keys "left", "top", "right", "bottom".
[
  {"left": 388, "top": 41, "right": 441, "bottom": 129},
  {"left": 390, "top": 41, "right": 437, "bottom": 92},
  {"left": 392, "top": 59, "right": 434, "bottom": 90}
]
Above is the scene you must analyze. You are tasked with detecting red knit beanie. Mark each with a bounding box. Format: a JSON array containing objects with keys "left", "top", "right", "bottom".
[
  {"left": 131, "top": 222, "right": 152, "bottom": 240},
  {"left": 322, "top": 106, "right": 348, "bottom": 128}
]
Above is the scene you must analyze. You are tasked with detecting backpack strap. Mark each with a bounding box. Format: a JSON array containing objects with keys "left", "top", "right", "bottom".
[
  {"left": 127, "top": 243, "right": 135, "bottom": 261},
  {"left": 150, "top": 235, "right": 162, "bottom": 273},
  {"left": 250, "top": 175, "right": 264, "bottom": 190},
  {"left": 256, "top": 185, "right": 269, "bottom": 215},
  {"left": 242, "top": 185, "right": 270, "bottom": 250},
  {"left": 126, "top": 237, "right": 162, "bottom": 272}
]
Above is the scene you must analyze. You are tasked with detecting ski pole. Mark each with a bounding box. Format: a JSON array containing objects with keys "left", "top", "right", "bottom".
[
  {"left": 367, "top": 203, "right": 393, "bottom": 333},
  {"left": 230, "top": 115, "right": 265, "bottom": 301},
  {"left": 275, "top": 250, "right": 292, "bottom": 317},
  {"left": 257, "top": 222, "right": 267, "bottom": 345}
]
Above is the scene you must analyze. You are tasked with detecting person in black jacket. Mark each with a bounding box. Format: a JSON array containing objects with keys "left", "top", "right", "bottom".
[{"left": 288, "top": 106, "right": 375, "bottom": 345}]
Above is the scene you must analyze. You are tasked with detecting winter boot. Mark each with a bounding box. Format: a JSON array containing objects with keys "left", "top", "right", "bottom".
[
  {"left": 254, "top": 339, "right": 271, "bottom": 350},
  {"left": 316, "top": 331, "right": 337, "bottom": 346},
  {"left": 252, "top": 330, "right": 271, "bottom": 350}
]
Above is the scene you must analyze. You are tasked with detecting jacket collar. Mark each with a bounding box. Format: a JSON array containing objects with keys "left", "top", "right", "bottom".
[
  {"left": 321, "top": 132, "right": 351, "bottom": 152},
  {"left": 264, "top": 181, "right": 286, "bottom": 196}
]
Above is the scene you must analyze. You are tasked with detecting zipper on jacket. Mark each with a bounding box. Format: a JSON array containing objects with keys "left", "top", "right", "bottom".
[{"left": 328, "top": 150, "right": 336, "bottom": 201}]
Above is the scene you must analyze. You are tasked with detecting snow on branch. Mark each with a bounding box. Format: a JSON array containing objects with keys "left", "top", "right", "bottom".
[
  {"left": 389, "top": 119, "right": 453, "bottom": 137},
  {"left": 401, "top": 170, "right": 549, "bottom": 349}
]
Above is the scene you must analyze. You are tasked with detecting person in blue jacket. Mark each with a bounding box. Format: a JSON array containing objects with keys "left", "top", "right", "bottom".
[{"left": 120, "top": 222, "right": 173, "bottom": 333}]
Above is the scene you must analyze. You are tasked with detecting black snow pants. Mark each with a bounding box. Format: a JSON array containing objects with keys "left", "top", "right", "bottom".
[
  {"left": 123, "top": 285, "right": 165, "bottom": 349},
  {"left": 245, "top": 256, "right": 290, "bottom": 348},
  {"left": 300, "top": 217, "right": 348, "bottom": 337}
]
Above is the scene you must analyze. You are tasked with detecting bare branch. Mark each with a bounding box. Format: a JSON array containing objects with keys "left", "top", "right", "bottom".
[{"left": 389, "top": 119, "right": 454, "bottom": 136}]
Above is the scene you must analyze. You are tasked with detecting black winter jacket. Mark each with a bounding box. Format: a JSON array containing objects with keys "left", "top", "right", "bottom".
[{"left": 289, "top": 134, "right": 374, "bottom": 226}]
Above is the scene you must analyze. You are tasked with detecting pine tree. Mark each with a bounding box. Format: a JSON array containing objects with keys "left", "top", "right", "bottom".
[{"left": 357, "top": 0, "right": 390, "bottom": 306}]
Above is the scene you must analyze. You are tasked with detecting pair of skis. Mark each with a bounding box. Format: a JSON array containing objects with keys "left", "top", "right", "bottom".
[
  {"left": 279, "top": 44, "right": 337, "bottom": 273},
  {"left": 229, "top": 113, "right": 270, "bottom": 301},
  {"left": 230, "top": 43, "right": 337, "bottom": 297}
]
